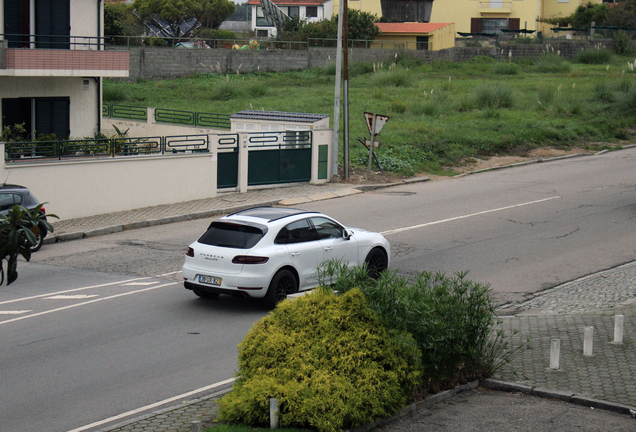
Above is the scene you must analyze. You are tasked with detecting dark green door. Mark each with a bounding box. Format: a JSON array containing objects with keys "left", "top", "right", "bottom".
[
  {"left": 217, "top": 135, "right": 239, "bottom": 189},
  {"left": 247, "top": 131, "right": 312, "bottom": 186}
]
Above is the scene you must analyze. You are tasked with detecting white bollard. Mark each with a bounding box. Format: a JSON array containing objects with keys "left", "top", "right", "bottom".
[
  {"left": 614, "top": 315, "right": 624, "bottom": 344},
  {"left": 270, "top": 398, "right": 279, "bottom": 429},
  {"left": 191, "top": 420, "right": 202, "bottom": 432},
  {"left": 550, "top": 338, "right": 561, "bottom": 369},
  {"left": 584, "top": 326, "right": 594, "bottom": 356}
]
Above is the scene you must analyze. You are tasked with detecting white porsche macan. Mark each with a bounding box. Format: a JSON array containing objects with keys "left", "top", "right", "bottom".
[{"left": 182, "top": 207, "right": 390, "bottom": 309}]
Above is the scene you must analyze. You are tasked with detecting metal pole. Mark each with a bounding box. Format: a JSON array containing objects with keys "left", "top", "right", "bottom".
[
  {"left": 367, "top": 114, "right": 376, "bottom": 177},
  {"left": 583, "top": 326, "right": 594, "bottom": 356},
  {"left": 331, "top": 0, "right": 345, "bottom": 182},
  {"left": 343, "top": 0, "right": 349, "bottom": 180},
  {"left": 549, "top": 338, "right": 560, "bottom": 370}
]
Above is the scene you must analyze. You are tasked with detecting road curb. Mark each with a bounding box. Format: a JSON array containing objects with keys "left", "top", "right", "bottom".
[{"left": 481, "top": 379, "right": 636, "bottom": 416}]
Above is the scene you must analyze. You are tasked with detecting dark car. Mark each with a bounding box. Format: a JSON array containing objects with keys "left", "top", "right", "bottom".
[{"left": 0, "top": 184, "right": 49, "bottom": 252}]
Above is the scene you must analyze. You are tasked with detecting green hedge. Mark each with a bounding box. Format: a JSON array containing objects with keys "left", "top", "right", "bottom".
[{"left": 219, "top": 289, "right": 421, "bottom": 432}]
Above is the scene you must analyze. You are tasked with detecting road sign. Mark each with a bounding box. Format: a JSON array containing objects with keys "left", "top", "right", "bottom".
[{"left": 364, "top": 112, "right": 389, "bottom": 135}]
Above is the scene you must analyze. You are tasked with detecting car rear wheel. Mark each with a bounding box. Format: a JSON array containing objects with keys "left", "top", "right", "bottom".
[
  {"left": 365, "top": 248, "right": 387, "bottom": 279},
  {"left": 29, "top": 227, "right": 45, "bottom": 253},
  {"left": 192, "top": 287, "right": 220, "bottom": 299},
  {"left": 264, "top": 269, "right": 298, "bottom": 310}
]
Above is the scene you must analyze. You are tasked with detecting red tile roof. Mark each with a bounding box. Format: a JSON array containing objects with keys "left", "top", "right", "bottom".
[
  {"left": 375, "top": 22, "right": 453, "bottom": 34},
  {"left": 247, "top": 0, "right": 329, "bottom": 4}
]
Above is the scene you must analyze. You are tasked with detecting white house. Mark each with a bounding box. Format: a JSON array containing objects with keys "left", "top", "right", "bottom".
[
  {"left": 0, "top": 0, "right": 129, "bottom": 140},
  {"left": 247, "top": 0, "right": 334, "bottom": 38}
]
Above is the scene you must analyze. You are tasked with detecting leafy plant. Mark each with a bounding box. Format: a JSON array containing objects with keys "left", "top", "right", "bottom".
[
  {"left": 534, "top": 54, "right": 571, "bottom": 73},
  {"left": 573, "top": 49, "right": 612, "bottom": 64},
  {"left": 219, "top": 289, "right": 421, "bottom": 432},
  {"left": 0, "top": 204, "right": 57, "bottom": 285},
  {"left": 317, "top": 262, "right": 521, "bottom": 391}
]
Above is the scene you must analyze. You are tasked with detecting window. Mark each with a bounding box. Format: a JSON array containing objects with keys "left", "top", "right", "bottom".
[
  {"left": 275, "top": 219, "right": 317, "bottom": 244},
  {"left": 310, "top": 217, "right": 343, "bottom": 240},
  {"left": 198, "top": 222, "right": 265, "bottom": 249},
  {"left": 1, "top": 97, "right": 70, "bottom": 140},
  {"left": 306, "top": 6, "right": 318, "bottom": 18},
  {"left": 471, "top": 18, "right": 519, "bottom": 35},
  {"left": 0, "top": 193, "right": 22, "bottom": 211},
  {"left": 255, "top": 7, "right": 273, "bottom": 27},
  {"left": 416, "top": 36, "right": 429, "bottom": 50},
  {"left": 256, "top": 29, "right": 269, "bottom": 37}
]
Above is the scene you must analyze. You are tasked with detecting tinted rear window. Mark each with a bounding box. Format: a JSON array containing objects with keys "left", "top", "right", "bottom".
[{"left": 198, "top": 222, "right": 264, "bottom": 249}]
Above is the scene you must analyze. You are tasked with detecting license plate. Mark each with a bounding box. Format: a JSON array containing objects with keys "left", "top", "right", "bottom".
[{"left": 199, "top": 275, "right": 222, "bottom": 286}]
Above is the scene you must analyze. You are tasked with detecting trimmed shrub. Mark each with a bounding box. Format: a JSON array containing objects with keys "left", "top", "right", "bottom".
[{"left": 219, "top": 289, "right": 421, "bottom": 432}]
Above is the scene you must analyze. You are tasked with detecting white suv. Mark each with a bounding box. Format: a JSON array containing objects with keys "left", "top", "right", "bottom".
[{"left": 182, "top": 207, "right": 390, "bottom": 309}]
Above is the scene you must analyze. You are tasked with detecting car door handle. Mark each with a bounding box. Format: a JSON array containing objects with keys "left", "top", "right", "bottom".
[
  {"left": 324, "top": 247, "right": 333, "bottom": 252},
  {"left": 291, "top": 252, "right": 300, "bottom": 257}
]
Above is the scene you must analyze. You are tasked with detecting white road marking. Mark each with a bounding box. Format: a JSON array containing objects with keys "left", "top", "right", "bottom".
[
  {"left": 0, "top": 276, "right": 155, "bottom": 306},
  {"left": 45, "top": 295, "right": 99, "bottom": 300},
  {"left": 380, "top": 196, "right": 561, "bottom": 236},
  {"left": 123, "top": 282, "right": 159, "bottom": 286},
  {"left": 0, "top": 310, "right": 32, "bottom": 315},
  {"left": 0, "top": 282, "right": 177, "bottom": 326},
  {"left": 66, "top": 377, "right": 236, "bottom": 432}
]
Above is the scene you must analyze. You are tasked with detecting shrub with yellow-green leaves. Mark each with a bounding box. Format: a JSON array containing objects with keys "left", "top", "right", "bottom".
[{"left": 218, "top": 289, "right": 421, "bottom": 432}]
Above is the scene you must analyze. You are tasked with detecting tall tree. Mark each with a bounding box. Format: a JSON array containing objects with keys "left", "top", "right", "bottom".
[{"left": 134, "top": 0, "right": 235, "bottom": 38}]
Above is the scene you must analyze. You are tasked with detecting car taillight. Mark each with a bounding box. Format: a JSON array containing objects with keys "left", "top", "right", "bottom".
[
  {"left": 186, "top": 247, "right": 194, "bottom": 257},
  {"left": 232, "top": 255, "right": 269, "bottom": 264},
  {"left": 41, "top": 207, "right": 46, "bottom": 215}
]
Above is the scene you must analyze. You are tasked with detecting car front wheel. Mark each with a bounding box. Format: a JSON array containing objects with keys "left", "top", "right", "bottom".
[
  {"left": 263, "top": 269, "right": 298, "bottom": 310},
  {"left": 365, "top": 248, "right": 387, "bottom": 279}
]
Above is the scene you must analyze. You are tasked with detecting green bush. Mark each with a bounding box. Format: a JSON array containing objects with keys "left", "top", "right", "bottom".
[
  {"left": 573, "top": 49, "right": 612, "bottom": 64},
  {"left": 613, "top": 30, "right": 633, "bottom": 56},
  {"left": 593, "top": 82, "right": 615, "bottom": 102},
  {"left": 534, "top": 53, "right": 571, "bottom": 73},
  {"left": 318, "top": 264, "right": 510, "bottom": 390},
  {"left": 212, "top": 81, "right": 245, "bottom": 100},
  {"left": 536, "top": 87, "right": 555, "bottom": 105},
  {"left": 219, "top": 289, "right": 421, "bottom": 432},
  {"left": 396, "top": 51, "right": 423, "bottom": 68},
  {"left": 387, "top": 98, "right": 406, "bottom": 113},
  {"left": 371, "top": 69, "right": 411, "bottom": 87},
  {"left": 617, "top": 87, "right": 636, "bottom": 115},
  {"left": 475, "top": 85, "right": 514, "bottom": 109},
  {"left": 102, "top": 85, "right": 129, "bottom": 102},
  {"left": 492, "top": 62, "right": 519, "bottom": 75}
]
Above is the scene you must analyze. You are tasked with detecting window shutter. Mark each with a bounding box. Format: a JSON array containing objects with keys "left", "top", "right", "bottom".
[
  {"left": 36, "top": 97, "right": 69, "bottom": 140},
  {"left": 471, "top": 18, "right": 482, "bottom": 33},
  {"left": 509, "top": 18, "right": 520, "bottom": 30},
  {"left": 4, "top": 1, "right": 22, "bottom": 48},
  {"left": 2, "top": 99, "right": 21, "bottom": 129},
  {"left": 36, "top": 0, "right": 70, "bottom": 49}
]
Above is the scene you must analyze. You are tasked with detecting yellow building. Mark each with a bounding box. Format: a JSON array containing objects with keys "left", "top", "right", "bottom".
[
  {"left": 428, "top": 0, "right": 603, "bottom": 36},
  {"left": 373, "top": 22, "right": 455, "bottom": 50}
]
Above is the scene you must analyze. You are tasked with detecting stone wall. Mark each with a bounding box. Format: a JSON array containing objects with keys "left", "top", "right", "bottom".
[{"left": 117, "top": 40, "right": 612, "bottom": 82}]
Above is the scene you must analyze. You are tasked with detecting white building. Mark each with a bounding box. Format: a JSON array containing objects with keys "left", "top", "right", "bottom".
[
  {"left": 0, "top": 0, "right": 129, "bottom": 140},
  {"left": 247, "top": 0, "right": 334, "bottom": 38}
]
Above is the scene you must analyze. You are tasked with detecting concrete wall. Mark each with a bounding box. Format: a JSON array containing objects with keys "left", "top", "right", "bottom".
[
  {"left": 0, "top": 143, "right": 218, "bottom": 220},
  {"left": 0, "top": 76, "right": 100, "bottom": 138},
  {"left": 119, "top": 40, "right": 611, "bottom": 81}
]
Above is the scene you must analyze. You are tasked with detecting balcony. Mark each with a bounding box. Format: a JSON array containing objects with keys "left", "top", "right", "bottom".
[
  {"left": 0, "top": 37, "right": 129, "bottom": 78},
  {"left": 479, "top": 1, "right": 512, "bottom": 14}
]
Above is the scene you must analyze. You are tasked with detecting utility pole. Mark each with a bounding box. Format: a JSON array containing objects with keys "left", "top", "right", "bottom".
[
  {"left": 343, "top": 0, "right": 349, "bottom": 180},
  {"left": 331, "top": 0, "right": 345, "bottom": 182}
]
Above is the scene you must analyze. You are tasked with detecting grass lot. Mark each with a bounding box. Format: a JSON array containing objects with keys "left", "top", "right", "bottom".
[{"left": 103, "top": 50, "right": 636, "bottom": 175}]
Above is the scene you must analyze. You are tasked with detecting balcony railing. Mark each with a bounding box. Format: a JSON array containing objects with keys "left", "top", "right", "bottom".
[
  {"left": 0, "top": 35, "right": 129, "bottom": 77},
  {"left": 478, "top": 1, "right": 512, "bottom": 12}
]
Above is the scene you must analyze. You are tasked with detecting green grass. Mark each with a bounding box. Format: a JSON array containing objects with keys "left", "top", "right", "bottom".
[
  {"left": 103, "top": 53, "right": 636, "bottom": 174},
  {"left": 206, "top": 425, "right": 310, "bottom": 432}
]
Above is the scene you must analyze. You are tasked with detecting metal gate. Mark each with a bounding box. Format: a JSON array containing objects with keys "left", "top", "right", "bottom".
[
  {"left": 217, "top": 134, "right": 239, "bottom": 189},
  {"left": 247, "top": 131, "right": 312, "bottom": 186}
]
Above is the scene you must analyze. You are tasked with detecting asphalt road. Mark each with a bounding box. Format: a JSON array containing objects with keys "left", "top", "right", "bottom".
[{"left": 3, "top": 148, "right": 636, "bottom": 431}]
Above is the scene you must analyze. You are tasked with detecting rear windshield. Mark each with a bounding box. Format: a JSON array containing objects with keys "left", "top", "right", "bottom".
[{"left": 198, "top": 222, "right": 264, "bottom": 249}]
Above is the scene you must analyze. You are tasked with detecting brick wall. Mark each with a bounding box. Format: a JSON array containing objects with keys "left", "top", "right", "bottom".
[{"left": 120, "top": 40, "right": 612, "bottom": 81}]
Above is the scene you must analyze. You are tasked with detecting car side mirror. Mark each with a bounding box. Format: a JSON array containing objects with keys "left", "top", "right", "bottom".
[{"left": 343, "top": 229, "right": 351, "bottom": 240}]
